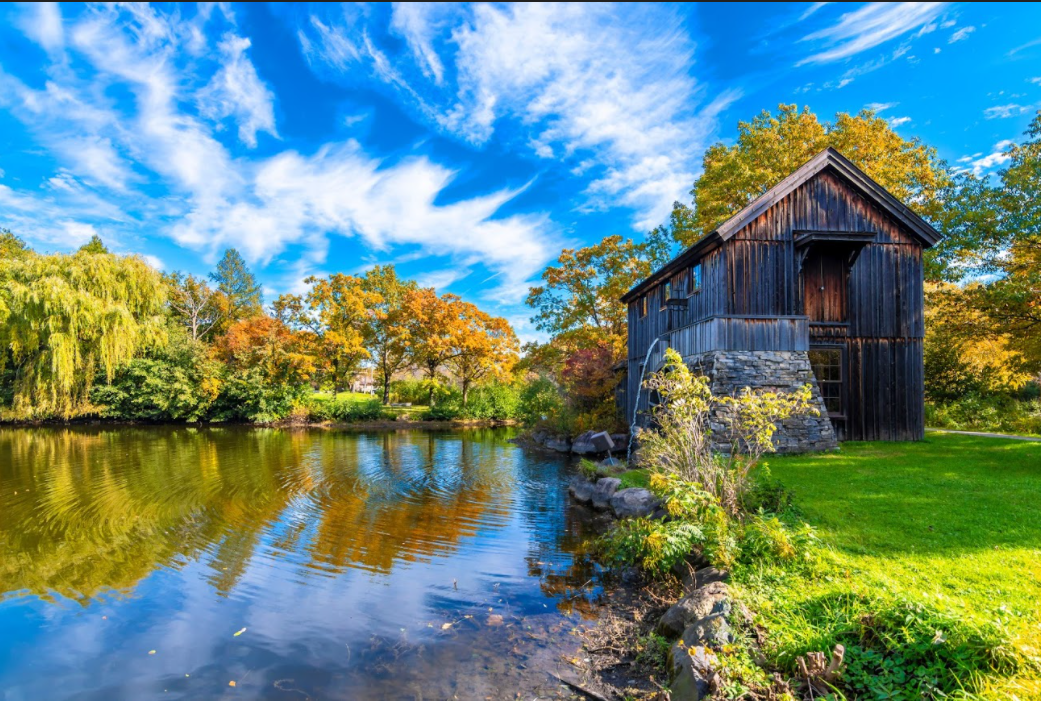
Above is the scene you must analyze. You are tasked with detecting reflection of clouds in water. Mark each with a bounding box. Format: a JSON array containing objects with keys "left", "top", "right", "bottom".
[{"left": 0, "top": 426, "right": 600, "bottom": 699}]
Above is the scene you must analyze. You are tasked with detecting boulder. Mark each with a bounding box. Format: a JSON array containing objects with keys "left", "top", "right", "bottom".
[
  {"left": 655, "top": 581, "right": 731, "bottom": 639},
  {"left": 568, "top": 476, "right": 595, "bottom": 505},
  {"left": 609, "top": 433, "right": 629, "bottom": 451},
  {"left": 590, "top": 431, "right": 615, "bottom": 452},
  {"left": 668, "top": 641, "right": 716, "bottom": 701},
  {"left": 683, "top": 613, "right": 734, "bottom": 648},
  {"left": 570, "top": 430, "right": 597, "bottom": 455},
  {"left": 590, "top": 477, "right": 621, "bottom": 510},
  {"left": 609, "top": 488, "right": 659, "bottom": 519},
  {"left": 545, "top": 436, "right": 571, "bottom": 453}
]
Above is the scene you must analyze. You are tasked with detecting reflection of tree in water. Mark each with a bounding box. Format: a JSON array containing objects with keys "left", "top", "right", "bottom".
[
  {"left": 0, "top": 427, "right": 522, "bottom": 602},
  {"left": 511, "top": 451, "right": 606, "bottom": 618}
]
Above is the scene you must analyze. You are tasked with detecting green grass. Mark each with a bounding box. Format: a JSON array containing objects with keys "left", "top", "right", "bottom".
[
  {"left": 619, "top": 468, "right": 650, "bottom": 490},
  {"left": 750, "top": 434, "right": 1041, "bottom": 697},
  {"left": 311, "top": 391, "right": 429, "bottom": 417}
]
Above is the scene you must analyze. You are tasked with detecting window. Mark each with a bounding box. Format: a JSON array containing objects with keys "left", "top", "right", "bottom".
[
  {"left": 808, "top": 348, "right": 843, "bottom": 417},
  {"left": 688, "top": 264, "right": 702, "bottom": 295},
  {"left": 639, "top": 296, "right": 648, "bottom": 317},
  {"left": 661, "top": 281, "right": 671, "bottom": 310}
]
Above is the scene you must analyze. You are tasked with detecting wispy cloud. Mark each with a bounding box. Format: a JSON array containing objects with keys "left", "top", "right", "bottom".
[
  {"left": 948, "top": 26, "right": 975, "bottom": 44},
  {"left": 887, "top": 116, "right": 911, "bottom": 127},
  {"left": 197, "top": 34, "right": 279, "bottom": 148},
  {"left": 799, "top": 3, "right": 830, "bottom": 21},
  {"left": 984, "top": 104, "right": 1032, "bottom": 119},
  {"left": 865, "top": 101, "right": 898, "bottom": 113},
  {"left": 954, "top": 140, "right": 1014, "bottom": 176},
  {"left": 300, "top": 3, "right": 736, "bottom": 231},
  {"left": 1030, "top": 77, "right": 1041, "bottom": 86},
  {"left": 17, "top": 2, "right": 64, "bottom": 54},
  {"left": 797, "top": 2, "right": 948, "bottom": 66}
]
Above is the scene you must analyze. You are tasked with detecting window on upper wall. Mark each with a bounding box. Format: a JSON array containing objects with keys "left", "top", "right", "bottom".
[
  {"left": 661, "top": 281, "right": 671, "bottom": 310},
  {"left": 688, "top": 264, "right": 702, "bottom": 295},
  {"left": 639, "top": 296, "right": 647, "bottom": 317}
]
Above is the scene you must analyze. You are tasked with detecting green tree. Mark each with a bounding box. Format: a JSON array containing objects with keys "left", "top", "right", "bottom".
[
  {"left": 0, "top": 230, "right": 31, "bottom": 259},
  {"left": 360, "top": 265, "right": 417, "bottom": 404},
  {"left": 166, "top": 272, "right": 224, "bottom": 341},
  {"left": 78, "top": 234, "right": 109, "bottom": 254},
  {"left": 685, "top": 104, "right": 950, "bottom": 277},
  {"left": 0, "top": 246, "right": 167, "bottom": 418},
  {"left": 209, "top": 248, "right": 262, "bottom": 323}
]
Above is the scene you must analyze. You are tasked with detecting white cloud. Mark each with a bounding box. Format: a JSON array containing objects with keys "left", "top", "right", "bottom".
[
  {"left": 797, "top": 2, "right": 948, "bottom": 66},
  {"left": 390, "top": 3, "right": 447, "bottom": 85},
  {"left": 197, "top": 34, "right": 279, "bottom": 148},
  {"left": 984, "top": 104, "right": 1031, "bottom": 119},
  {"left": 17, "top": 2, "right": 64, "bottom": 54},
  {"left": 865, "top": 101, "right": 898, "bottom": 113},
  {"left": 948, "top": 26, "right": 975, "bottom": 43},
  {"left": 887, "top": 116, "right": 911, "bottom": 127},
  {"left": 142, "top": 254, "right": 165, "bottom": 270},
  {"left": 414, "top": 268, "right": 471, "bottom": 291},
  {"left": 1030, "top": 77, "right": 1041, "bottom": 86},
  {"left": 799, "top": 3, "right": 830, "bottom": 21},
  {"left": 934, "top": 47, "right": 941, "bottom": 54},
  {"left": 955, "top": 140, "right": 1014, "bottom": 176},
  {"left": 301, "top": 3, "right": 735, "bottom": 231}
]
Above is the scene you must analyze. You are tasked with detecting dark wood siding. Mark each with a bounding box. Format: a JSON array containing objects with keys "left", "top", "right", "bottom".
[{"left": 625, "top": 165, "right": 927, "bottom": 442}]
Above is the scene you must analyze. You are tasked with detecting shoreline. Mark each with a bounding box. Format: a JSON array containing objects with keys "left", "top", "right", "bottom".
[{"left": 0, "top": 417, "right": 521, "bottom": 431}]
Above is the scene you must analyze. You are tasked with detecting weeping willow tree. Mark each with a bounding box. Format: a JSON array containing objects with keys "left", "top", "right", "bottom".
[{"left": 0, "top": 242, "right": 167, "bottom": 419}]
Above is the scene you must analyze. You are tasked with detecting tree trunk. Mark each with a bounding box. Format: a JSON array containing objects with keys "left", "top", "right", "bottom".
[
  {"left": 461, "top": 380, "right": 470, "bottom": 407},
  {"left": 426, "top": 362, "right": 437, "bottom": 407}
]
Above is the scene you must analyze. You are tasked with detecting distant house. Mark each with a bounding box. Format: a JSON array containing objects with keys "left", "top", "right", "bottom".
[{"left": 621, "top": 148, "right": 940, "bottom": 451}]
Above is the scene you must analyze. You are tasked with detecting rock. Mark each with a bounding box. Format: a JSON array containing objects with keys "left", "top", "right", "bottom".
[
  {"left": 668, "top": 641, "right": 716, "bottom": 701},
  {"left": 655, "top": 581, "right": 731, "bottom": 639},
  {"left": 683, "top": 613, "right": 734, "bottom": 648},
  {"left": 609, "top": 433, "right": 629, "bottom": 451},
  {"left": 545, "top": 436, "right": 571, "bottom": 453},
  {"left": 568, "top": 476, "right": 595, "bottom": 504},
  {"left": 590, "top": 431, "right": 615, "bottom": 452},
  {"left": 670, "top": 552, "right": 712, "bottom": 585},
  {"left": 692, "top": 566, "right": 730, "bottom": 590},
  {"left": 609, "top": 488, "right": 659, "bottom": 519},
  {"left": 570, "top": 430, "right": 597, "bottom": 455},
  {"left": 590, "top": 477, "right": 621, "bottom": 510},
  {"left": 599, "top": 456, "right": 621, "bottom": 468}
]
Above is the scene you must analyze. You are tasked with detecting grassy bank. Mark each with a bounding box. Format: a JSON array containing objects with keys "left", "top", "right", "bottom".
[{"left": 749, "top": 434, "right": 1041, "bottom": 697}]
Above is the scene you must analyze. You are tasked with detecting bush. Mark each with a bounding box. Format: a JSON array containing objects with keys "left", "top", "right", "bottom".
[
  {"left": 463, "top": 382, "right": 520, "bottom": 420},
  {"left": 90, "top": 330, "right": 221, "bottom": 422},
  {"left": 926, "top": 394, "right": 1041, "bottom": 436},
  {"left": 323, "top": 397, "right": 384, "bottom": 422},
  {"left": 639, "top": 347, "right": 817, "bottom": 517},
  {"left": 209, "top": 367, "right": 309, "bottom": 423},
  {"left": 517, "top": 376, "right": 563, "bottom": 426}
]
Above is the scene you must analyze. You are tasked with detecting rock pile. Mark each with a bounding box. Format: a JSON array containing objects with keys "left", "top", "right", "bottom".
[{"left": 568, "top": 475, "right": 659, "bottom": 519}]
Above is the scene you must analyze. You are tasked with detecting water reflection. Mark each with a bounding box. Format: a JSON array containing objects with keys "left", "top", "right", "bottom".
[{"left": 0, "top": 426, "right": 603, "bottom": 700}]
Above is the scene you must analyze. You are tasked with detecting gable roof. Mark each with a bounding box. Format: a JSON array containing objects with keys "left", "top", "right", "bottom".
[{"left": 621, "top": 147, "right": 942, "bottom": 303}]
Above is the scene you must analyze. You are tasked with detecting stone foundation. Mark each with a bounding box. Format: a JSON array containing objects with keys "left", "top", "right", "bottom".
[{"left": 689, "top": 350, "right": 838, "bottom": 454}]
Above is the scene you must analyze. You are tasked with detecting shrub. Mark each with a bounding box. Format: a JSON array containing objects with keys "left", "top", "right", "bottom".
[
  {"left": 463, "top": 382, "right": 520, "bottom": 420},
  {"left": 324, "top": 397, "right": 384, "bottom": 422},
  {"left": 639, "top": 347, "right": 818, "bottom": 517},
  {"left": 926, "top": 394, "right": 1041, "bottom": 436},
  {"left": 209, "top": 367, "right": 308, "bottom": 423},
  {"left": 517, "top": 376, "right": 564, "bottom": 427}
]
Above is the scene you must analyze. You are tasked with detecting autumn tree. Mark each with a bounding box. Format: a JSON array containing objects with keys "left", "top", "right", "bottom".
[
  {"left": 212, "top": 315, "right": 315, "bottom": 387},
  {"left": 361, "top": 265, "right": 417, "bottom": 404},
  {"left": 166, "top": 272, "right": 224, "bottom": 341},
  {"left": 78, "top": 234, "right": 109, "bottom": 254},
  {"left": 525, "top": 234, "right": 669, "bottom": 355},
  {"left": 449, "top": 303, "right": 519, "bottom": 406},
  {"left": 275, "top": 273, "right": 377, "bottom": 393},
  {"left": 0, "top": 246, "right": 167, "bottom": 418},
  {"left": 404, "top": 288, "right": 464, "bottom": 405},
  {"left": 210, "top": 248, "right": 263, "bottom": 325},
  {"left": 685, "top": 104, "right": 950, "bottom": 278},
  {"left": 0, "top": 230, "right": 31, "bottom": 260}
]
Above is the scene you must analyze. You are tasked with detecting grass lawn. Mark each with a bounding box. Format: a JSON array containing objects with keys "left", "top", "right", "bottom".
[
  {"left": 759, "top": 434, "right": 1041, "bottom": 697},
  {"left": 311, "top": 391, "right": 429, "bottom": 417}
]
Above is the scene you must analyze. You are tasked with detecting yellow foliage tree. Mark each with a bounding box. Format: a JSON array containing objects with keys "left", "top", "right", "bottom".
[
  {"left": 448, "top": 302, "right": 519, "bottom": 406},
  {"left": 404, "top": 288, "right": 465, "bottom": 405},
  {"left": 0, "top": 244, "right": 167, "bottom": 418}
]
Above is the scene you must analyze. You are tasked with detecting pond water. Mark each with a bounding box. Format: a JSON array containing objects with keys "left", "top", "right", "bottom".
[{"left": 0, "top": 426, "right": 606, "bottom": 700}]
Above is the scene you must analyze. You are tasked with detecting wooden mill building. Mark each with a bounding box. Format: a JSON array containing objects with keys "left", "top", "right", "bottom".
[{"left": 621, "top": 148, "right": 940, "bottom": 450}]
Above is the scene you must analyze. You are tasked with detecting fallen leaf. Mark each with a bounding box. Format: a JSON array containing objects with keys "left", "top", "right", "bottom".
[
  {"left": 233, "top": 627, "right": 247, "bottom": 637},
  {"left": 148, "top": 650, "right": 156, "bottom": 655},
  {"left": 229, "top": 681, "right": 236, "bottom": 687},
  {"left": 487, "top": 615, "right": 504, "bottom": 626},
  {"left": 441, "top": 622, "right": 452, "bottom": 630}
]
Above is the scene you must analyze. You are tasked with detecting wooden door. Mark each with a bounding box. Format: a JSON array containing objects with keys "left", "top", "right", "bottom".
[{"left": 803, "top": 249, "right": 848, "bottom": 322}]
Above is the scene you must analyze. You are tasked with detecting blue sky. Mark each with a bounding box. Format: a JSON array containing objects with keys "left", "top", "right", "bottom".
[{"left": 1, "top": 3, "right": 1039, "bottom": 341}]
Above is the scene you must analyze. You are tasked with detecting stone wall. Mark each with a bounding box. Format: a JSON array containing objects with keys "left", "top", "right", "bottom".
[{"left": 687, "top": 350, "right": 838, "bottom": 454}]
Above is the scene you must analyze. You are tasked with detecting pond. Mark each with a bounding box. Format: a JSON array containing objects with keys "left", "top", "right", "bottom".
[{"left": 0, "top": 426, "right": 606, "bottom": 700}]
